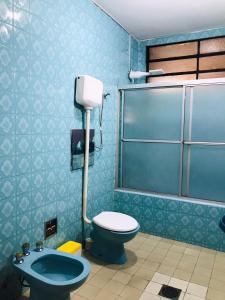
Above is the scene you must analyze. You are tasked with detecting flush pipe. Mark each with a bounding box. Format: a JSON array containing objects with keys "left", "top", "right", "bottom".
[{"left": 82, "top": 108, "right": 92, "bottom": 224}]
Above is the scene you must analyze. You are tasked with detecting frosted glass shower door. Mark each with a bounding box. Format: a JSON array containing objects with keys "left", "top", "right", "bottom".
[
  {"left": 120, "top": 87, "right": 184, "bottom": 195},
  {"left": 183, "top": 84, "right": 225, "bottom": 201}
]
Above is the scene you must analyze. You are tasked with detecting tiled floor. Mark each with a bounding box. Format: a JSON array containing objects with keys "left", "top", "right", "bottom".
[{"left": 21, "top": 233, "right": 225, "bottom": 300}]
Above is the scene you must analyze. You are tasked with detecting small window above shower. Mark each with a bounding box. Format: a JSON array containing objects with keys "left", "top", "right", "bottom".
[{"left": 147, "top": 36, "right": 225, "bottom": 83}]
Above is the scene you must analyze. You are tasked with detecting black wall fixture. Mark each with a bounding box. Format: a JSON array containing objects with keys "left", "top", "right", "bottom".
[{"left": 71, "top": 129, "right": 95, "bottom": 171}]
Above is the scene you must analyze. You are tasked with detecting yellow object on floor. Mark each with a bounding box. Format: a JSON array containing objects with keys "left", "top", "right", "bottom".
[{"left": 57, "top": 241, "right": 82, "bottom": 255}]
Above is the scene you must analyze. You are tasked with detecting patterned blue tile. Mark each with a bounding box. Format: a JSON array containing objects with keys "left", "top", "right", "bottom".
[
  {"left": 115, "top": 190, "right": 225, "bottom": 251},
  {"left": 0, "top": 0, "right": 13, "bottom": 25}
]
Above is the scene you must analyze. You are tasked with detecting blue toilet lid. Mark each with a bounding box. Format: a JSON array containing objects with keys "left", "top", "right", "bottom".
[{"left": 93, "top": 211, "right": 138, "bottom": 232}]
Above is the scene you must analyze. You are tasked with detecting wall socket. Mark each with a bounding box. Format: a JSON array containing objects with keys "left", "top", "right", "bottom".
[{"left": 44, "top": 218, "right": 57, "bottom": 239}]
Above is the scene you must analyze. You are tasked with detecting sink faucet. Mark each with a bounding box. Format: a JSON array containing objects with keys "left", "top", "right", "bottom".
[
  {"left": 36, "top": 241, "right": 44, "bottom": 252},
  {"left": 15, "top": 252, "right": 24, "bottom": 264},
  {"left": 22, "top": 242, "right": 30, "bottom": 256}
]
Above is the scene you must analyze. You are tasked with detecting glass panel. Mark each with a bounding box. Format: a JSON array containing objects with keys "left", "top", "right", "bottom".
[
  {"left": 191, "top": 85, "right": 225, "bottom": 142},
  {"left": 200, "top": 37, "right": 225, "bottom": 54},
  {"left": 149, "top": 58, "right": 197, "bottom": 74},
  {"left": 198, "top": 72, "right": 225, "bottom": 79},
  {"left": 149, "top": 42, "right": 198, "bottom": 59},
  {"left": 122, "top": 142, "right": 180, "bottom": 195},
  {"left": 199, "top": 55, "right": 225, "bottom": 70},
  {"left": 123, "top": 87, "right": 183, "bottom": 140},
  {"left": 188, "top": 145, "right": 225, "bottom": 201},
  {"left": 148, "top": 74, "right": 196, "bottom": 83}
]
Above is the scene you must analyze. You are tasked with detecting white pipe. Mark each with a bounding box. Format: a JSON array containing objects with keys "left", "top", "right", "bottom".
[
  {"left": 82, "top": 108, "right": 92, "bottom": 224},
  {"left": 128, "top": 69, "right": 165, "bottom": 80}
]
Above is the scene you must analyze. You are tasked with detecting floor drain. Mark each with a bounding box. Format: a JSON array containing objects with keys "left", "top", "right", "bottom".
[{"left": 158, "top": 285, "right": 182, "bottom": 299}]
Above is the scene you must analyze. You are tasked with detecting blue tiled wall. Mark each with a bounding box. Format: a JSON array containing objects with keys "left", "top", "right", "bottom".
[
  {"left": 115, "top": 190, "right": 225, "bottom": 251},
  {"left": 129, "top": 36, "right": 139, "bottom": 71},
  {"left": 0, "top": 0, "right": 131, "bottom": 276}
]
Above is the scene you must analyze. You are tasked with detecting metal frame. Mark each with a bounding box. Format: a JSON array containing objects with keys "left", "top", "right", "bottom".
[
  {"left": 178, "top": 86, "right": 186, "bottom": 196},
  {"left": 186, "top": 87, "right": 193, "bottom": 196},
  {"left": 116, "top": 79, "right": 225, "bottom": 202},
  {"left": 146, "top": 35, "right": 225, "bottom": 81}
]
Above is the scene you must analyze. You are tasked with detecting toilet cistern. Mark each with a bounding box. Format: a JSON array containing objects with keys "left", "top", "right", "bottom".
[{"left": 76, "top": 75, "right": 104, "bottom": 225}]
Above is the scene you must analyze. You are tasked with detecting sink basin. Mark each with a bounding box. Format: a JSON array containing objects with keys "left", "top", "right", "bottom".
[{"left": 13, "top": 247, "right": 90, "bottom": 300}]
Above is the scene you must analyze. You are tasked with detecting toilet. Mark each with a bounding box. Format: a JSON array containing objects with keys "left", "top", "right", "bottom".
[
  {"left": 13, "top": 247, "right": 90, "bottom": 300},
  {"left": 90, "top": 211, "right": 140, "bottom": 264}
]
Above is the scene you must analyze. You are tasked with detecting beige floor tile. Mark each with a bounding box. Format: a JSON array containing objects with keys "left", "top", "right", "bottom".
[
  {"left": 213, "top": 261, "right": 225, "bottom": 272},
  {"left": 90, "top": 264, "right": 103, "bottom": 274},
  {"left": 157, "top": 241, "right": 173, "bottom": 250},
  {"left": 77, "top": 284, "right": 101, "bottom": 299},
  {"left": 157, "top": 264, "right": 176, "bottom": 276},
  {"left": 192, "top": 266, "right": 212, "bottom": 279},
  {"left": 184, "top": 248, "right": 200, "bottom": 257},
  {"left": 151, "top": 272, "right": 170, "bottom": 285},
  {"left": 142, "top": 239, "right": 159, "bottom": 248},
  {"left": 128, "top": 275, "right": 149, "bottom": 291},
  {"left": 120, "top": 285, "right": 142, "bottom": 300},
  {"left": 177, "top": 260, "right": 196, "bottom": 273},
  {"left": 143, "top": 260, "right": 160, "bottom": 271},
  {"left": 103, "top": 279, "right": 125, "bottom": 295},
  {"left": 166, "top": 250, "right": 183, "bottom": 260},
  {"left": 211, "top": 269, "right": 225, "bottom": 282},
  {"left": 88, "top": 274, "right": 110, "bottom": 288},
  {"left": 173, "top": 269, "right": 192, "bottom": 281},
  {"left": 96, "top": 267, "right": 117, "bottom": 279},
  {"left": 140, "top": 243, "right": 155, "bottom": 252},
  {"left": 187, "top": 282, "right": 207, "bottom": 298},
  {"left": 183, "top": 294, "right": 205, "bottom": 300},
  {"left": 113, "top": 270, "right": 132, "bottom": 284},
  {"left": 136, "top": 266, "right": 155, "bottom": 280},
  {"left": 121, "top": 263, "right": 141, "bottom": 275},
  {"left": 170, "top": 245, "right": 186, "bottom": 253},
  {"left": 181, "top": 254, "right": 198, "bottom": 264},
  {"left": 71, "top": 294, "right": 88, "bottom": 300},
  {"left": 162, "top": 257, "right": 180, "bottom": 267},
  {"left": 196, "top": 258, "right": 214, "bottom": 270},
  {"left": 145, "top": 281, "right": 162, "bottom": 295},
  {"left": 174, "top": 241, "right": 188, "bottom": 247},
  {"left": 200, "top": 248, "right": 216, "bottom": 255},
  {"left": 136, "top": 249, "right": 151, "bottom": 259},
  {"left": 169, "top": 277, "right": 188, "bottom": 292},
  {"left": 190, "top": 274, "right": 210, "bottom": 287},
  {"left": 147, "top": 253, "right": 166, "bottom": 264},
  {"left": 151, "top": 247, "right": 169, "bottom": 257},
  {"left": 207, "top": 288, "right": 225, "bottom": 300},
  {"left": 140, "top": 291, "right": 161, "bottom": 300},
  {"left": 209, "top": 278, "right": 225, "bottom": 292},
  {"left": 94, "top": 290, "right": 118, "bottom": 300}
]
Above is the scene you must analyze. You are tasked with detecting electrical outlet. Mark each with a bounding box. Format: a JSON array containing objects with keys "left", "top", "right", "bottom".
[{"left": 44, "top": 218, "right": 57, "bottom": 239}]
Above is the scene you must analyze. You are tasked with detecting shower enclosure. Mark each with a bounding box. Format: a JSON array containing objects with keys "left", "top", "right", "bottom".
[{"left": 117, "top": 78, "right": 225, "bottom": 203}]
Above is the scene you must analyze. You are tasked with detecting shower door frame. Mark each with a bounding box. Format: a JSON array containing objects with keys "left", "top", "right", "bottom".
[{"left": 116, "top": 78, "right": 225, "bottom": 202}]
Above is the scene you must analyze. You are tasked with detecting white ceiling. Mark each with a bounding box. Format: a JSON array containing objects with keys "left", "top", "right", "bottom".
[{"left": 92, "top": 0, "right": 225, "bottom": 40}]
